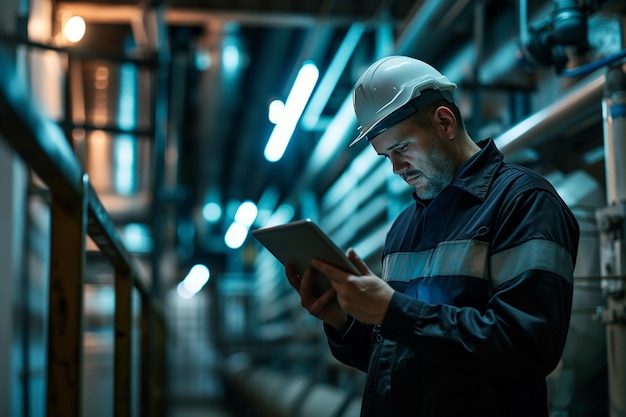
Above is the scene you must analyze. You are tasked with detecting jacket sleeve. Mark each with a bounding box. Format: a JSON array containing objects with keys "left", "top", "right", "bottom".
[
  {"left": 379, "top": 187, "right": 579, "bottom": 380},
  {"left": 324, "top": 316, "right": 375, "bottom": 373}
]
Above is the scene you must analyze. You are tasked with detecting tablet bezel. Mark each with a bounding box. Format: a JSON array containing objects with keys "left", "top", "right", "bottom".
[{"left": 251, "top": 219, "right": 360, "bottom": 294}]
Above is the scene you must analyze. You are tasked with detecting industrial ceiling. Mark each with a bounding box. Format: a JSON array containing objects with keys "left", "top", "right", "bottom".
[{"left": 44, "top": 0, "right": 626, "bottom": 284}]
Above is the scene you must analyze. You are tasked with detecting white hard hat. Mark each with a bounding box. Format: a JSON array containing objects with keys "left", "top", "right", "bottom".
[{"left": 350, "top": 55, "right": 457, "bottom": 146}]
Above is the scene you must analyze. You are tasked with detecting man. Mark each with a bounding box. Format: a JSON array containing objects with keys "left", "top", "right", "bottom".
[{"left": 285, "top": 56, "right": 579, "bottom": 417}]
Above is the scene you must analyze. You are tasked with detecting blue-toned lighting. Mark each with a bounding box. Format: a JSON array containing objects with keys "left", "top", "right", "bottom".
[
  {"left": 223, "top": 44, "right": 240, "bottom": 72},
  {"left": 302, "top": 23, "right": 364, "bottom": 130},
  {"left": 202, "top": 202, "right": 222, "bottom": 222},
  {"left": 265, "top": 203, "right": 295, "bottom": 227},
  {"left": 177, "top": 264, "right": 211, "bottom": 299},
  {"left": 114, "top": 135, "right": 135, "bottom": 195},
  {"left": 309, "top": 93, "right": 356, "bottom": 168},
  {"left": 268, "top": 99, "right": 285, "bottom": 124},
  {"left": 195, "top": 48, "right": 212, "bottom": 71},
  {"left": 118, "top": 63, "right": 136, "bottom": 130},
  {"left": 255, "top": 187, "right": 280, "bottom": 225},
  {"left": 224, "top": 222, "right": 249, "bottom": 249},
  {"left": 114, "top": 63, "right": 137, "bottom": 195},
  {"left": 177, "top": 282, "right": 194, "bottom": 299},
  {"left": 183, "top": 264, "right": 210, "bottom": 293},
  {"left": 122, "top": 223, "right": 153, "bottom": 253},
  {"left": 234, "top": 200, "right": 258, "bottom": 226},
  {"left": 264, "top": 61, "right": 319, "bottom": 162},
  {"left": 224, "top": 200, "right": 258, "bottom": 249}
]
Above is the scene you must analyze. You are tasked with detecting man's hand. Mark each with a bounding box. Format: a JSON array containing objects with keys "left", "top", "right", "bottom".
[
  {"left": 285, "top": 263, "right": 348, "bottom": 331},
  {"left": 312, "top": 248, "right": 394, "bottom": 325}
]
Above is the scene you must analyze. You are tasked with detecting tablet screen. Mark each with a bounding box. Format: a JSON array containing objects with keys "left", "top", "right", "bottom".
[{"left": 252, "top": 219, "right": 359, "bottom": 294}]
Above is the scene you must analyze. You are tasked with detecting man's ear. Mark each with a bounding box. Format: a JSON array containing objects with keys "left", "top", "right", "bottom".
[{"left": 434, "top": 106, "right": 456, "bottom": 138}]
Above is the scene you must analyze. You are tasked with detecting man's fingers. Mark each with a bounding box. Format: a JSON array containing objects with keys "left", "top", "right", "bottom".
[
  {"left": 308, "top": 287, "right": 337, "bottom": 318},
  {"left": 347, "top": 248, "right": 371, "bottom": 275},
  {"left": 298, "top": 267, "right": 323, "bottom": 305},
  {"left": 316, "top": 286, "right": 337, "bottom": 305},
  {"left": 285, "top": 264, "right": 301, "bottom": 291},
  {"left": 311, "top": 249, "right": 370, "bottom": 281}
]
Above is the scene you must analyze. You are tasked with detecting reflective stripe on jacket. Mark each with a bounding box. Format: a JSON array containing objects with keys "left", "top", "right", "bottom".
[{"left": 326, "top": 139, "right": 580, "bottom": 417}]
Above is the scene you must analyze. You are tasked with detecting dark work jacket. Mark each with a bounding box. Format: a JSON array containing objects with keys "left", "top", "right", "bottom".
[{"left": 325, "top": 139, "right": 579, "bottom": 417}]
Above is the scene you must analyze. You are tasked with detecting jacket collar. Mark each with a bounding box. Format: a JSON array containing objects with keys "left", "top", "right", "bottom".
[{"left": 412, "top": 138, "right": 503, "bottom": 205}]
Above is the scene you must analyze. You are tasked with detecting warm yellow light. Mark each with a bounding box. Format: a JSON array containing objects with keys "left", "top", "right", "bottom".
[{"left": 64, "top": 16, "right": 86, "bottom": 43}]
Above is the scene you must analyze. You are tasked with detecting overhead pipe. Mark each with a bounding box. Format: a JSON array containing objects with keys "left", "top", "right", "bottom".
[
  {"left": 394, "top": 0, "right": 469, "bottom": 56},
  {"left": 279, "top": 0, "right": 494, "bottom": 254},
  {"left": 494, "top": 70, "right": 605, "bottom": 157},
  {"left": 301, "top": 22, "right": 366, "bottom": 130},
  {"left": 282, "top": 0, "right": 481, "bottom": 228},
  {"left": 284, "top": 0, "right": 607, "bottom": 258},
  {"left": 282, "top": 0, "right": 464, "bottom": 204},
  {"left": 441, "top": 1, "right": 554, "bottom": 88},
  {"left": 270, "top": 0, "right": 474, "bottom": 262},
  {"left": 346, "top": 62, "right": 606, "bottom": 258}
]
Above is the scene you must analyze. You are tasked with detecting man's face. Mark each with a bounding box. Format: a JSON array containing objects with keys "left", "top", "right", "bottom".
[{"left": 370, "top": 117, "right": 456, "bottom": 200}]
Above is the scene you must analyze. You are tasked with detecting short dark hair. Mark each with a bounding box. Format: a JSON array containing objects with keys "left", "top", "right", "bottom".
[{"left": 413, "top": 99, "right": 465, "bottom": 131}]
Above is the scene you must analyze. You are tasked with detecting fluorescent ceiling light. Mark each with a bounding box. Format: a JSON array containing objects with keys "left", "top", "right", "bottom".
[
  {"left": 177, "top": 264, "right": 211, "bottom": 299},
  {"left": 225, "top": 200, "right": 258, "bottom": 249},
  {"left": 264, "top": 61, "right": 319, "bottom": 162},
  {"left": 182, "top": 264, "right": 210, "bottom": 293},
  {"left": 234, "top": 200, "right": 258, "bottom": 226},
  {"left": 224, "top": 222, "right": 249, "bottom": 249},
  {"left": 268, "top": 99, "right": 285, "bottom": 124}
]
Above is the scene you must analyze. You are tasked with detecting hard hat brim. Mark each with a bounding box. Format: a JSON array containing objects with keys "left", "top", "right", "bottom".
[{"left": 349, "top": 88, "right": 455, "bottom": 147}]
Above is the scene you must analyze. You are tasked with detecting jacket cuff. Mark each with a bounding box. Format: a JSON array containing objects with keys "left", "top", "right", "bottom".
[{"left": 380, "top": 291, "right": 421, "bottom": 341}]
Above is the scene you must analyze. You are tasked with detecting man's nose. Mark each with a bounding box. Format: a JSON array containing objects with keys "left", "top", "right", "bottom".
[{"left": 390, "top": 155, "right": 407, "bottom": 175}]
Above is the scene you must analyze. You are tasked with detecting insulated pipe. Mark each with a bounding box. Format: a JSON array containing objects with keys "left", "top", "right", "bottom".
[
  {"left": 494, "top": 70, "right": 605, "bottom": 157},
  {"left": 600, "top": 64, "right": 626, "bottom": 417},
  {"left": 394, "top": 0, "right": 462, "bottom": 55},
  {"left": 518, "top": 0, "right": 528, "bottom": 44},
  {"left": 603, "top": 66, "right": 626, "bottom": 205}
]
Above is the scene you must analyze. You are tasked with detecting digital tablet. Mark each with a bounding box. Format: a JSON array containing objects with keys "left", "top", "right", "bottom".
[{"left": 251, "top": 219, "right": 360, "bottom": 295}]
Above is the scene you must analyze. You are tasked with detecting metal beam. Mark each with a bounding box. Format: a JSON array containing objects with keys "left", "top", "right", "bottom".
[{"left": 55, "top": 2, "right": 400, "bottom": 28}]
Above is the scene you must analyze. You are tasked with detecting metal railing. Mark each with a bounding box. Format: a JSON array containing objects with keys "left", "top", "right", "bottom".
[{"left": 0, "top": 46, "right": 165, "bottom": 417}]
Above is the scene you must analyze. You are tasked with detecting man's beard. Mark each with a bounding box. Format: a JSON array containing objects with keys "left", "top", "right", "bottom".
[{"left": 414, "top": 137, "right": 456, "bottom": 200}]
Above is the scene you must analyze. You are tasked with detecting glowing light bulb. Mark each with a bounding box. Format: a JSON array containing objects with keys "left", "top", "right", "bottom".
[{"left": 64, "top": 16, "right": 86, "bottom": 43}]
